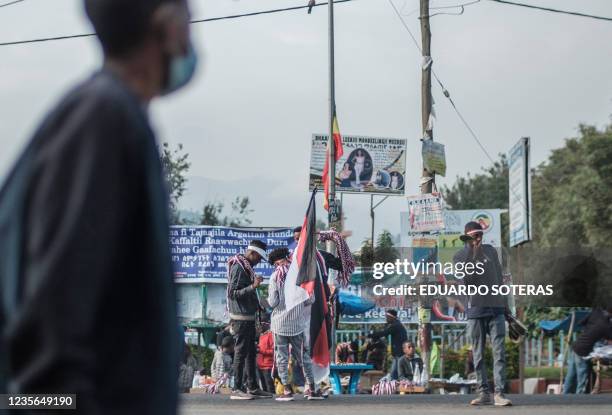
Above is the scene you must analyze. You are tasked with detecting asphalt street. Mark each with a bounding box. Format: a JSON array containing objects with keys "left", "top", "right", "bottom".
[{"left": 179, "top": 393, "right": 612, "bottom": 415}]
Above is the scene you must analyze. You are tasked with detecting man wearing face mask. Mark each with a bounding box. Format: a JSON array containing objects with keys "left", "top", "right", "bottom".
[
  {"left": 453, "top": 222, "right": 511, "bottom": 407},
  {"left": 0, "top": 1, "right": 197, "bottom": 414}
]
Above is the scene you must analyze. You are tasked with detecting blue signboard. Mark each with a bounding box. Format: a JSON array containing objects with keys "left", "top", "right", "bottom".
[{"left": 170, "top": 226, "right": 293, "bottom": 282}]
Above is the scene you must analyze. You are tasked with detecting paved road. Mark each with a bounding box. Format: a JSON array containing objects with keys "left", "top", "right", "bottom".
[{"left": 180, "top": 393, "right": 612, "bottom": 415}]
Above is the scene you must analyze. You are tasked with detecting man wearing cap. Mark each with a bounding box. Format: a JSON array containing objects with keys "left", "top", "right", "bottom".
[
  {"left": 227, "top": 240, "right": 273, "bottom": 400},
  {"left": 368, "top": 309, "right": 408, "bottom": 380},
  {"left": 454, "top": 222, "right": 511, "bottom": 406}
]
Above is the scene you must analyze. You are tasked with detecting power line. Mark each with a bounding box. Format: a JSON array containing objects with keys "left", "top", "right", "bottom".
[
  {"left": 388, "top": 0, "right": 535, "bottom": 222},
  {"left": 0, "top": 0, "right": 25, "bottom": 8},
  {"left": 389, "top": 0, "right": 506, "bottom": 164},
  {"left": 487, "top": 0, "right": 612, "bottom": 22},
  {"left": 0, "top": 0, "right": 355, "bottom": 47}
]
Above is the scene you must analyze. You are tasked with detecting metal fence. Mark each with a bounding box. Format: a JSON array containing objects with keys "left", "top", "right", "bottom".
[{"left": 337, "top": 328, "right": 574, "bottom": 367}]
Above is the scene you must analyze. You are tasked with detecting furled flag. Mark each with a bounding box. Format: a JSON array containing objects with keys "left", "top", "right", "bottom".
[
  {"left": 322, "top": 111, "right": 344, "bottom": 211},
  {"left": 284, "top": 189, "right": 332, "bottom": 382},
  {"left": 283, "top": 190, "right": 319, "bottom": 311}
]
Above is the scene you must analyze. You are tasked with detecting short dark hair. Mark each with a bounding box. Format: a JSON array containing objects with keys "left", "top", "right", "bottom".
[
  {"left": 293, "top": 226, "right": 302, "bottom": 233},
  {"left": 221, "top": 336, "right": 234, "bottom": 348},
  {"left": 268, "top": 247, "right": 290, "bottom": 265},
  {"left": 386, "top": 309, "right": 398, "bottom": 318},
  {"left": 84, "top": 0, "right": 181, "bottom": 57}
]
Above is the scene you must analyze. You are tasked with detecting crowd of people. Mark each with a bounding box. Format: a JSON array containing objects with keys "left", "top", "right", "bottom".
[{"left": 203, "top": 225, "right": 348, "bottom": 401}]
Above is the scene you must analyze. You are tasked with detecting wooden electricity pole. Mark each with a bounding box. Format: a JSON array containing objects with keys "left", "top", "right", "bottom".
[{"left": 418, "top": 0, "right": 434, "bottom": 386}]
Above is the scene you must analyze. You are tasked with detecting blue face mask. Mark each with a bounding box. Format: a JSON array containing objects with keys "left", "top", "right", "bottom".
[{"left": 162, "top": 43, "right": 198, "bottom": 95}]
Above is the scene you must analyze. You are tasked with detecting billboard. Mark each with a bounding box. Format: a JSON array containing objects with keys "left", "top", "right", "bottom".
[
  {"left": 339, "top": 285, "right": 467, "bottom": 324},
  {"left": 309, "top": 134, "right": 407, "bottom": 195},
  {"left": 508, "top": 137, "right": 531, "bottom": 247},
  {"left": 170, "top": 226, "right": 293, "bottom": 283}
]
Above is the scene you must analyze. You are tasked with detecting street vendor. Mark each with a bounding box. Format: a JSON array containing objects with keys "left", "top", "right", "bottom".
[{"left": 397, "top": 341, "right": 424, "bottom": 382}]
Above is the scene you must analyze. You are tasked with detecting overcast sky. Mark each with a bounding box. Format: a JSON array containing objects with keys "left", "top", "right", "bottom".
[{"left": 1, "top": 0, "right": 611, "bottom": 249}]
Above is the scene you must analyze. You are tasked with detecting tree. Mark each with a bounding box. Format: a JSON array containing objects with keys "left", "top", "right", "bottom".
[
  {"left": 442, "top": 154, "right": 509, "bottom": 211},
  {"left": 531, "top": 123, "right": 612, "bottom": 248},
  {"left": 375, "top": 230, "right": 399, "bottom": 263},
  {"left": 200, "top": 196, "right": 253, "bottom": 227},
  {"left": 441, "top": 154, "right": 510, "bottom": 247},
  {"left": 159, "top": 142, "right": 190, "bottom": 224},
  {"left": 356, "top": 239, "right": 374, "bottom": 268}
]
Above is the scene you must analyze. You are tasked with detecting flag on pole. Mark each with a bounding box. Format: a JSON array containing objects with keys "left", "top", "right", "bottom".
[
  {"left": 322, "top": 112, "right": 344, "bottom": 211},
  {"left": 284, "top": 189, "right": 333, "bottom": 382},
  {"left": 284, "top": 190, "right": 319, "bottom": 311}
]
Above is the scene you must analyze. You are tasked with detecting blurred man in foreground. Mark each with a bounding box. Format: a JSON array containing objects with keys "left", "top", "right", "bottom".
[{"left": 0, "top": 0, "right": 197, "bottom": 413}]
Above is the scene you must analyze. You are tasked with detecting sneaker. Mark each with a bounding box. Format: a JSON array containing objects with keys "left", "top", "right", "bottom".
[
  {"left": 494, "top": 393, "right": 512, "bottom": 406},
  {"left": 306, "top": 387, "right": 324, "bottom": 401},
  {"left": 470, "top": 393, "right": 492, "bottom": 406},
  {"left": 303, "top": 384, "right": 310, "bottom": 398},
  {"left": 275, "top": 386, "right": 294, "bottom": 402},
  {"left": 248, "top": 388, "right": 273, "bottom": 398},
  {"left": 230, "top": 390, "right": 255, "bottom": 400}
]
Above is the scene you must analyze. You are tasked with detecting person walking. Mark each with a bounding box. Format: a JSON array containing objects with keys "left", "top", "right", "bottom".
[
  {"left": 0, "top": 1, "right": 197, "bottom": 413},
  {"left": 453, "top": 221, "right": 512, "bottom": 406}
]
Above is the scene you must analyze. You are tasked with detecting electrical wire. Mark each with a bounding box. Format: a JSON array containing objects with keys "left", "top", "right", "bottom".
[
  {"left": 0, "top": 0, "right": 25, "bottom": 8},
  {"left": 487, "top": 0, "right": 612, "bottom": 22},
  {"left": 0, "top": 0, "right": 355, "bottom": 47},
  {"left": 388, "top": 0, "right": 533, "bottom": 219}
]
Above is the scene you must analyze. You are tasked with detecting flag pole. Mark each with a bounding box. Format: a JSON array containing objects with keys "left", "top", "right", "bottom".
[
  {"left": 328, "top": 0, "right": 336, "bottom": 228},
  {"left": 328, "top": 0, "right": 337, "bottom": 364}
]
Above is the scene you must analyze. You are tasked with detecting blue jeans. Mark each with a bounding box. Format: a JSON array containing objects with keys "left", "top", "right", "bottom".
[
  {"left": 563, "top": 350, "right": 590, "bottom": 394},
  {"left": 274, "top": 333, "right": 315, "bottom": 386},
  {"left": 468, "top": 314, "right": 506, "bottom": 394}
]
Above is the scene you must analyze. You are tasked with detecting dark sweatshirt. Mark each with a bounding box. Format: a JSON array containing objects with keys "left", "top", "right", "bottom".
[
  {"left": 453, "top": 243, "right": 507, "bottom": 319},
  {"left": 370, "top": 319, "right": 408, "bottom": 358},
  {"left": 0, "top": 70, "right": 179, "bottom": 414}
]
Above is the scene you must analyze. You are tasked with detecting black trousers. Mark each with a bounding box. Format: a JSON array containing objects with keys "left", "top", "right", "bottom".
[
  {"left": 257, "top": 367, "right": 275, "bottom": 393},
  {"left": 232, "top": 320, "right": 257, "bottom": 391}
]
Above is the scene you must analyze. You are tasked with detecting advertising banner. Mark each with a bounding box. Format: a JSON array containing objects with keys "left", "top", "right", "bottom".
[
  {"left": 401, "top": 209, "right": 503, "bottom": 245},
  {"left": 170, "top": 226, "right": 293, "bottom": 282},
  {"left": 508, "top": 137, "right": 532, "bottom": 247},
  {"left": 406, "top": 193, "right": 446, "bottom": 233},
  {"left": 339, "top": 286, "right": 467, "bottom": 324},
  {"left": 309, "top": 134, "right": 407, "bottom": 195},
  {"left": 422, "top": 139, "right": 447, "bottom": 176}
]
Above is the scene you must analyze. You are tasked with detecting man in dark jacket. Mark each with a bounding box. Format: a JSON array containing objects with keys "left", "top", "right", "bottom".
[
  {"left": 368, "top": 309, "right": 407, "bottom": 380},
  {"left": 226, "top": 240, "right": 272, "bottom": 400},
  {"left": 397, "top": 341, "right": 424, "bottom": 381},
  {"left": 453, "top": 221, "right": 511, "bottom": 406},
  {"left": 0, "top": 1, "right": 196, "bottom": 413}
]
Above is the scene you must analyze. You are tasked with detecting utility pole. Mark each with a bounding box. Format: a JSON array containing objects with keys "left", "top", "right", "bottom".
[
  {"left": 418, "top": 0, "right": 433, "bottom": 386},
  {"left": 327, "top": 0, "right": 337, "bottom": 228}
]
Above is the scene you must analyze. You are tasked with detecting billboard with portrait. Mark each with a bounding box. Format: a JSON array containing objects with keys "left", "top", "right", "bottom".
[{"left": 309, "top": 134, "right": 407, "bottom": 195}]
